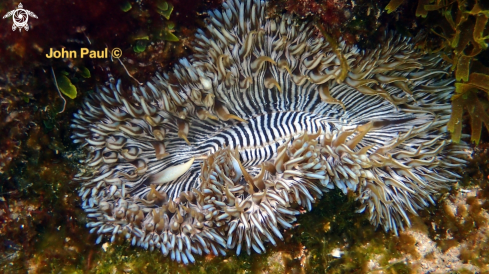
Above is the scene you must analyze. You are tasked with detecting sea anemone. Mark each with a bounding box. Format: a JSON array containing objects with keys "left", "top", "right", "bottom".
[{"left": 71, "top": 0, "right": 470, "bottom": 264}]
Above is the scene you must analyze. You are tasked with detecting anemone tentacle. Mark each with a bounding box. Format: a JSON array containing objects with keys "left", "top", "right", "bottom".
[{"left": 72, "top": 0, "right": 470, "bottom": 264}]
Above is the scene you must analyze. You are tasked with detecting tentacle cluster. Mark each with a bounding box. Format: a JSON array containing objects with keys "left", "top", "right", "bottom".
[{"left": 72, "top": 0, "right": 470, "bottom": 264}]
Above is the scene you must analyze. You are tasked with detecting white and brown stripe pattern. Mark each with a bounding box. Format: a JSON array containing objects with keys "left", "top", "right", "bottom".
[{"left": 72, "top": 0, "right": 470, "bottom": 264}]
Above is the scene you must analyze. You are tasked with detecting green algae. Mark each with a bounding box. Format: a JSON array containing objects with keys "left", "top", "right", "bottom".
[
  {"left": 295, "top": 189, "right": 415, "bottom": 273},
  {"left": 56, "top": 74, "right": 77, "bottom": 99},
  {"left": 78, "top": 66, "right": 91, "bottom": 79},
  {"left": 134, "top": 39, "right": 148, "bottom": 53},
  {"left": 90, "top": 240, "right": 275, "bottom": 274},
  {"left": 385, "top": 0, "right": 405, "bottom": 14},
  {"left": 157, "top": 1, "right": 174, "bottom": 20},
  {"left": 120, "top": 1, "right": 132, "bottom": 12},
  {"left": 162, "top": 30, "right": 179, "bottom": 42},
  {"left": 154, "top": 1, "right": 180, "bottom": 42}
]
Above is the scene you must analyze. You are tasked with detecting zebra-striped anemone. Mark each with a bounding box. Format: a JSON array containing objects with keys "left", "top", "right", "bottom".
[{"left": 72, "top": 0, "right": 470, "bottom": 264}]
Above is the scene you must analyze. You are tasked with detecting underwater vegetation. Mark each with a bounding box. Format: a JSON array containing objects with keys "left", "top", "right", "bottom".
[
  {"left": 0, "top": 0, "right": 488, "bottom": 273},
  {"left": 386, "top": 0, "right": 489, "bottom": 145}
]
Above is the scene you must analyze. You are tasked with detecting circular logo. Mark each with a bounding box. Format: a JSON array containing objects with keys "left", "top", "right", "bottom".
[
  {"left": 111, "top": 48, "right": 122, "bottom": 59},
  {"left": 14, "top": 10, "right": 28, "bottom": 24}
]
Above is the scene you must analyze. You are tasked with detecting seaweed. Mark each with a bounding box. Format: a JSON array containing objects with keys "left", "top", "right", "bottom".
[
  {"left": 55, "top": 74, "right": 77, "bottom": 100},
  {"left": 440, "top": 0, "right": 489, "bottom": 144},
  {"left": 155, "top": 1, "right": 180, "bottom": 42},
  {"left": 386, "top": 0, "right": 489, "bottom": 144}
]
